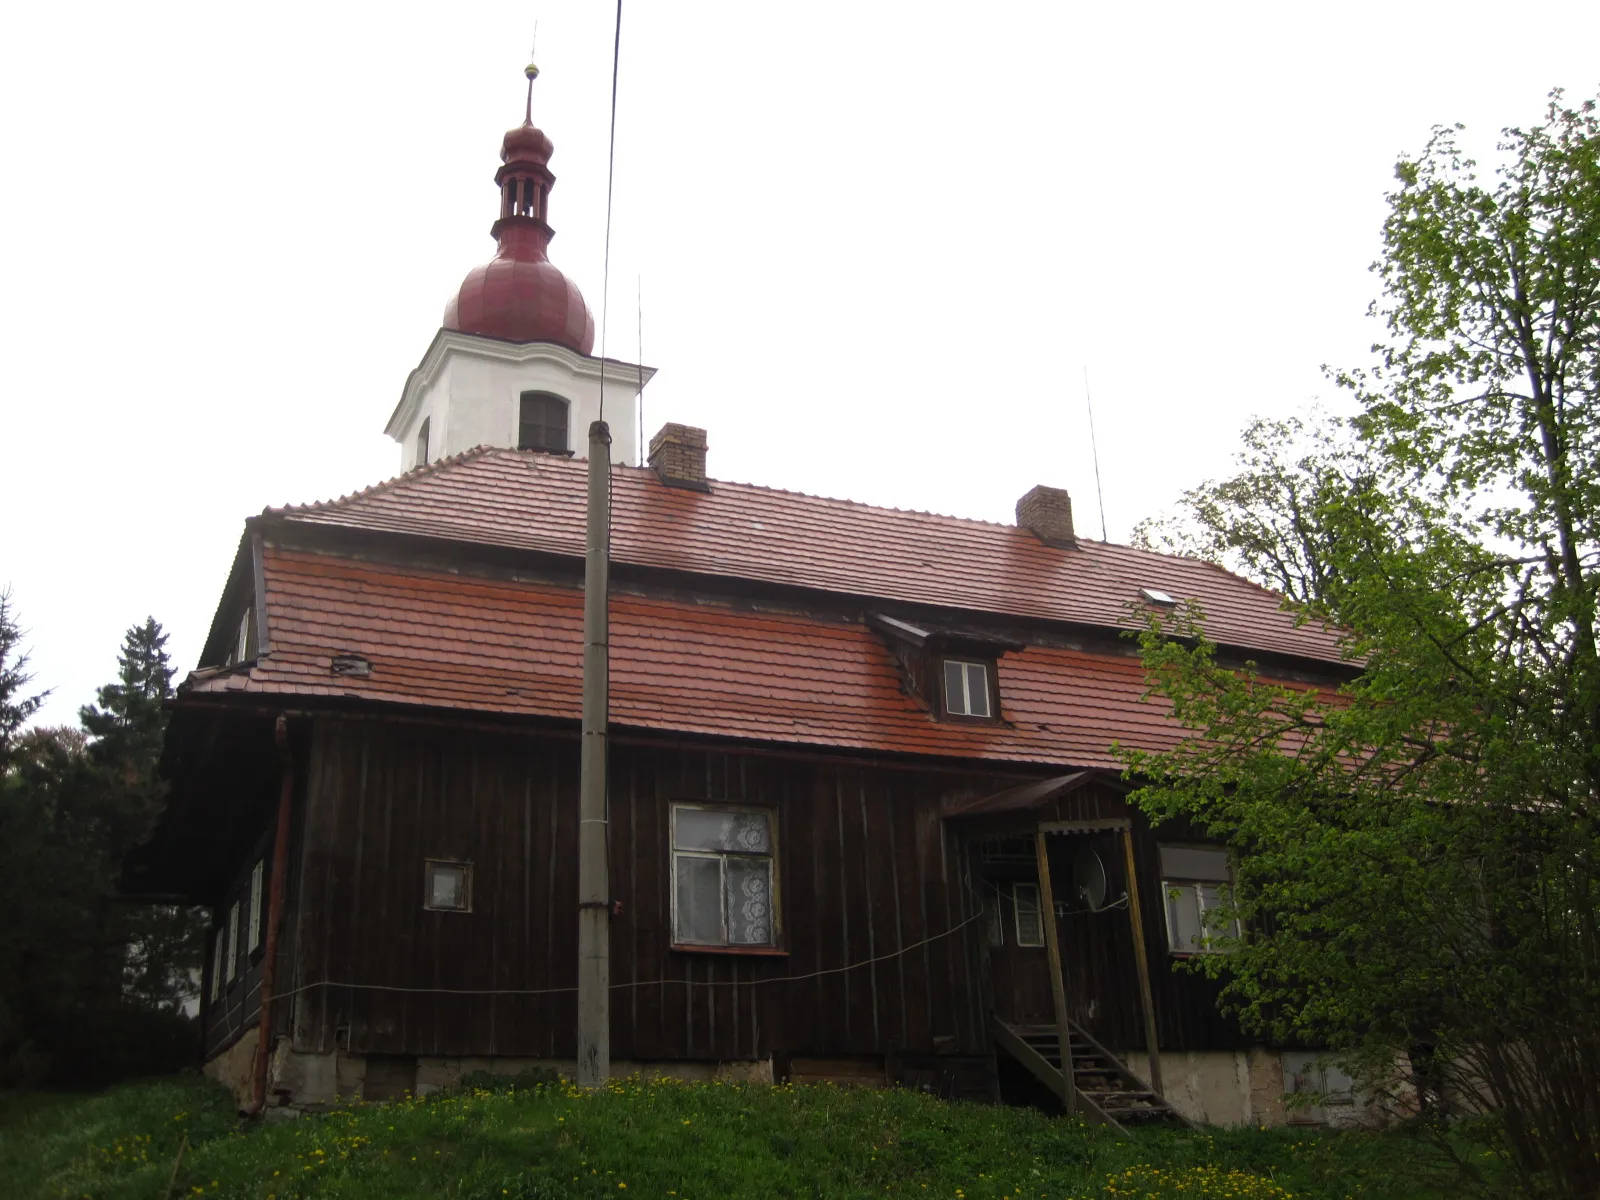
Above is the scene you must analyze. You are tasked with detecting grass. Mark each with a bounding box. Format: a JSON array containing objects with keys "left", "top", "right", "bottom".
[{"left": 0, "top": 1072, "right": 1480, "bottom": 1200}]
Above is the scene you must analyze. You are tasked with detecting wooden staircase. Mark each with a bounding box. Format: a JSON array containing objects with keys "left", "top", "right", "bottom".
[{"left": 993, "top": 1017, "right": 1194, "bottom": 1130}]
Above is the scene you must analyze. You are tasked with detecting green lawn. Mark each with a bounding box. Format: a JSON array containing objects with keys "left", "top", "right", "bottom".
[{"left": 1, "top": 1073, "right": 1480, "bottom": 1199}]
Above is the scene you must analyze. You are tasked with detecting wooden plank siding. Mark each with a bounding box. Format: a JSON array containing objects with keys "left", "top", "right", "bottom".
[
  {"left": 287, "top": 716, "right": 1006, "bottom": 1064},
  {"left": 959, "top": 781, "right": 1243, "bottom": 1054}
]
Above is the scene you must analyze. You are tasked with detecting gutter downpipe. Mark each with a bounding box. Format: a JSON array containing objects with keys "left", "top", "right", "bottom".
[{"left": 248, "top": 714, "right": 295, "bottom": 1115}]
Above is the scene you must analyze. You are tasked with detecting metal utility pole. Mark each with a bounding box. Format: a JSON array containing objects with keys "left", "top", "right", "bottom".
[{"left": 577, "top": 419, "right": 612, "bottom": 1087}]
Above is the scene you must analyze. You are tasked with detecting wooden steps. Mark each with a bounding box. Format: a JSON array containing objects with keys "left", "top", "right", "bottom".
[{"left": 993, "top": 1018, "right": 1193, "bottom": 1131}]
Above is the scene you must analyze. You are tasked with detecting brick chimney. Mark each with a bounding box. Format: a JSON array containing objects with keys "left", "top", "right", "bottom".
[
  {"left": 1016, "top": 485, "right": 1076, "bottom": 547},
  {"left": 647, "top": 423, "right": 710, "bottom": 491}
]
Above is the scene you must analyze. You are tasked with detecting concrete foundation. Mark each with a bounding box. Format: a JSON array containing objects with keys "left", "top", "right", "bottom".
[
  {"left": 1114, "top": 1048, "right": 1283, "bottom": 1126},
  {"left": 218, "top": 1041, "right": 777, "bottom": 1109}
]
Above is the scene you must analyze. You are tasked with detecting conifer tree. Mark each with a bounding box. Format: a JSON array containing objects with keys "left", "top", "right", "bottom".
[{"left": 0, "top": 588, "right": 47, "bottom": 776}]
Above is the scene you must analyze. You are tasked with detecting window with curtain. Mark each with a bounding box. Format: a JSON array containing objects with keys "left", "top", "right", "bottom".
[
  {"left": 671, "top": 805, "right": 777, "bottom": 947},
  {"left": 518, "top": 392, "right": 569, "bottom": 453}
]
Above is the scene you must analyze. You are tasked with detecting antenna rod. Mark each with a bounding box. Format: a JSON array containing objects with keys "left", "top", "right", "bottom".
[
  {"left": 1083, "top": 366, "right": 1108, "bottom": 542},
  {"left": 637, "top": 276, "right": 644, "bottom": 464}
]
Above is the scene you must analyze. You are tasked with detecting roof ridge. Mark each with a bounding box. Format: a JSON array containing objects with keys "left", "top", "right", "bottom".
[{"left": 264, "top": 445, "right": 507, "bottom": 517}]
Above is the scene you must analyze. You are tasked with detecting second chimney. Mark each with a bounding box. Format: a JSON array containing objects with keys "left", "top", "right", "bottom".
[
  {"left": 648, "top": 423, "right": 710, "bottom": 491},
  {"left": 1016, "top": 485, "right": 1076, "bottom": 547}
]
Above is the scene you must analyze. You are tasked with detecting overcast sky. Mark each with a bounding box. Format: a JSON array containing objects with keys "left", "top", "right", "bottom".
[{"left": 3, "top": 1, "right": 1597, "bottom": 727}]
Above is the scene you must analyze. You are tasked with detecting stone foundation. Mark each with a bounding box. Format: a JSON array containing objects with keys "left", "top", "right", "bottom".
[{"left": 202, "top": 1029, "right": 260, "bottom": 1110}]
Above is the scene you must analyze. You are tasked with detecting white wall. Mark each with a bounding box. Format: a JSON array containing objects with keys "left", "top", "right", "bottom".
[{"left": 388, "top": 330, "right": 655, "bottom": 472}]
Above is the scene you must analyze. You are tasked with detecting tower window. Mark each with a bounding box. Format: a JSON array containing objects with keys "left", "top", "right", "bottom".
[
  {"left": 519, "top": 392, "right": 569, "bottom": 454},
  {"left": 415, "top": 417, "right": 431, "bottom": 466}
]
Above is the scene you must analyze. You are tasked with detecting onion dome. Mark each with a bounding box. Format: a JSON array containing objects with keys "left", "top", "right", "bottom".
[{"left": 442, "top": 63, "right": 596, "bottom": 354}]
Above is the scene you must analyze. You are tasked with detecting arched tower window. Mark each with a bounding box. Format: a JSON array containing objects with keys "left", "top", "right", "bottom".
[
  {"left": 415, "top": 417, "right": 431, "bottom": 467},
  {"left": 519, "top": 392, "right": 569, "bottom": 454}
]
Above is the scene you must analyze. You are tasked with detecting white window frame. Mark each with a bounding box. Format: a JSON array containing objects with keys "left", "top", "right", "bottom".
[
  {"left": 247, "top": 859, "right": 264, "bottom": 952},
  {"left": 1012, "top": 882, "right": 1045, "bottom": 948},
  {"left": 1159, "top": 844, "right": 1239, "bottom": 955},
  {"left": 670, "top": 803, "right": 779, "bottom": 949},
  {"left": 209, "top": 925, "right": 225, "bottom": 1001},
  {"left": 423, "top": 859, "right": 473, "bottom": 912},
  {"left": 224, "top": 901, "right": 240, "bottom": 982},
  {"left": 943, "top": 658, "right": 993, "bottom": 718}
]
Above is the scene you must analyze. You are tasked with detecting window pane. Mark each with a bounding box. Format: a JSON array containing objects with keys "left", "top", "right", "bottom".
[
  {"left": 520, "top": 394, "right": 569, "bottom": 452},
  {"left": 675, "top": 808, "right": 770, "bottom": 854},
  {"left": 225, "top": 903, "right": 239, "bottom": 981},
  {"left": 964, "top": 662, "right": 991, "bottom": 718},
  {"left": 247, "top": 860, "right": 264, "bottom": 951},
  {"left": 675, "top": 854, "right": 724, "bottom": 943},
  {"left": 1158, "top": 845, "right": 1231, "bottom": 882},
  {"left": 725, "top": 857, "right": 773, "bottom": 945},
  {"left": 429, "top": 864, "right": 465, "bottom": 910},
  {"left": 944, "top": 660, "right": 967, "bottom": 715},
  {"left": 1165, "top": 882, "right": 1203, "bottom": 951}
]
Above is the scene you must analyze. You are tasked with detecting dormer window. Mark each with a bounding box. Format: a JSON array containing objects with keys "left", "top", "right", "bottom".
[
  {"left": 943, "top": 659, "right": 993, "bottom": 718},
  {"left": 519, "top": 392, "right": 569, "bottom": 454},
  {"left": 868, "top": 613, "right": 1017, "bottom": 725},
  {"left": 415, "top": 417, "right": 431, "bottom": 466}
]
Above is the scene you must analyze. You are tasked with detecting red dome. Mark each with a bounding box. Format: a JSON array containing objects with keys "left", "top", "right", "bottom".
[{"left": 443, "top": 115, "right": 595, "bottom": 354}]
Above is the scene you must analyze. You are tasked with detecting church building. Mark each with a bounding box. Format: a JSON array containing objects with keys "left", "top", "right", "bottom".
[{"left": 126, "top": 66, "right": 1356, "bottom": 1128}]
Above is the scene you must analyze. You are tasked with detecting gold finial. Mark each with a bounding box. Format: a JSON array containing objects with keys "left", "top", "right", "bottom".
[{"left": 524, "top": 61, "right": 540, "bottom": 82}]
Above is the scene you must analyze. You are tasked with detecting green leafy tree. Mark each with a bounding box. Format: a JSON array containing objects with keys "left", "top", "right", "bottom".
[{"left": 1126, "top": 92, "right": 1600, "bottom": 1197}]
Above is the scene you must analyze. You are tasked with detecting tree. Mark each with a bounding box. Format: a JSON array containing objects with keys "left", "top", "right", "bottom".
[
  {"left": 0, "top": 588, "right": 47, "bottom": 775},
  {"left": 79, "top": 617, "right": 205, "bottom": 1015},
  {"left": 81, "top": 616, "right": 174, "bottom": 781},
  {"left": 1125, "top": 92, "right": 1600, "bottom": 1197},
  {"left": 0, "top": 608, "right": 203, "bottom": 1083}
]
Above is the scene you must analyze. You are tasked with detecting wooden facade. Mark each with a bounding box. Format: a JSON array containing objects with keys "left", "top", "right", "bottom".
[{"left": 172, "top": 709, "right": 1250, "bottom": 1092}]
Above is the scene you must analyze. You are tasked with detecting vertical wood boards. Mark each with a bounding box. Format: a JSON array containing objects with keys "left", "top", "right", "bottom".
[{"left": 287, "top": 718, "right": 996, "bottom": 1064}]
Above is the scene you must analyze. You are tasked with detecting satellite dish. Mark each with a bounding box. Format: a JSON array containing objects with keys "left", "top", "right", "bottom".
[{"left": 1073, "top": 847, "right": 1108, "bottom": 911}]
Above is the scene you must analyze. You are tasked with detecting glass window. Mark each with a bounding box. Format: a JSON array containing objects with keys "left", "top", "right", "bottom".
[
  {"left": 943, "top": 659, "right": 992, "bottom": 718},
  {"left": 224, "top": 902, "right": 240, "bottom": 982},
  {"left": 210, "top": 926, "right": 225, "bottom": 1002},
  {"left": 1161, "top": 849, "right": 1240, "bottom": 955},
  {"left": 1012, "top": 882, "right": 1044, "bottom": 947},
  {"left": 671, "top": 805, "right": 777, "bottom": 947},
  {"left": 247, "top": 859, "right": 264, "bottom": 952},
  {"left": 415, "top": 416, "right": 431, "bottom": 466},
  {"left": 425, "top": 861, "right": 472, "bottom": 912},
  {"left": 519, "top": 392, "right": 569, "bottom": 453}
]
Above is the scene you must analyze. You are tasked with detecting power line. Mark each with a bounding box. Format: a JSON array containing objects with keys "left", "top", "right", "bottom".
[{"left": 1083, "top": 366, "right": 1108, "bottom": 542}]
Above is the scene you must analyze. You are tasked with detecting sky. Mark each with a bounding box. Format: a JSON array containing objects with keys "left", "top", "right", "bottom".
[{"left": 3, "top": 1, "right": 1597, "bottom": 727}]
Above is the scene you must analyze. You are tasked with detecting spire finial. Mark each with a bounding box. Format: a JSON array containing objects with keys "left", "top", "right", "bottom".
[{"left": 524, "top": 22, "right": 540, "bottom": 126}]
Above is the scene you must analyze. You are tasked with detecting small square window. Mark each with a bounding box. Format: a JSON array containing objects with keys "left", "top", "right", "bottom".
[
  {"left": 425, "top": 860, "right": 472, "bottom": 912},
  {"left": 1012, "top": 882, "right": 1045, "bottom": 947},
  {"left": 943, "top": 659, "right": 993, "bottom": 718},
  {"left": 1141, "top": 587, "right": 1178, "bottom": 607}
]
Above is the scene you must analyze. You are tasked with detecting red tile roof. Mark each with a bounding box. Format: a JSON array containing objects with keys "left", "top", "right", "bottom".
[
  {"left": 269, "top": 447, "right": 1348, "bottom": 666},
  {"left": 188, "top": 547, "right": 1219, "bottom": 769}
]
